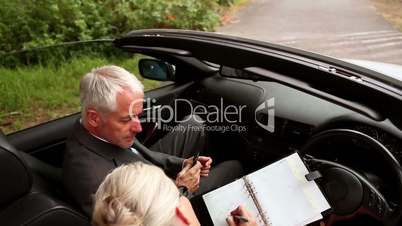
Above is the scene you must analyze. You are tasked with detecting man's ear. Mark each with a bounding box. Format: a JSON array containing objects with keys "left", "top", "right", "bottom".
[{"left": 86, "top": 108, "right": 101, "bottom": 128}]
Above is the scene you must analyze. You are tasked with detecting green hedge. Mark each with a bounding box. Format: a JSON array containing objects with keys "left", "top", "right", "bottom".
[{"left": 0, "top": 0, "right": 221, "bottom": 55}]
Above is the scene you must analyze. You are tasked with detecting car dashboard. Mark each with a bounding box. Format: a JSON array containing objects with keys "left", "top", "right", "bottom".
[{"left": 187, "top": 75, "right": 402, "bottom": 209}]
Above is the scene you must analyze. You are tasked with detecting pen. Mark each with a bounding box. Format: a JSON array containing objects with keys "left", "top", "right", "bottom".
[
  {"left": 192, "top": 152, "right": 200, "bottom": 167},
  {"left": 233, "top": 215, "right": 249, "bottom": 223}
]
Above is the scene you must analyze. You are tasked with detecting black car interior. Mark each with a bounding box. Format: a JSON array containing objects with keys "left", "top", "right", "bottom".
[
  {"left": 3, "top": 29, "right": 402, "bottom": 226},
  {"left": 5, "top": 73, "right": 402, "bottom": 226},
  {"left": 0, "top": 130, "right": 87, "bottom": 226}
]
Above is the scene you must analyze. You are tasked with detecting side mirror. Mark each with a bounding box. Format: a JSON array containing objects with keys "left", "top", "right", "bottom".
[{"left": 138, "top": 59, "right": 175, "bottom": 81}]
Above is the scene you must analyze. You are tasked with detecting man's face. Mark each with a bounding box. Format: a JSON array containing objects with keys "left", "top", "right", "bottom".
[{"left": 97, "top": 88, "right": 144, "bottom": 149}]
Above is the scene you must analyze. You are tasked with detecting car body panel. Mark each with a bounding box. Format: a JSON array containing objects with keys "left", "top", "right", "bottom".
[
  {"left": 344, "top": 59, "right": 402, "bottom": 82},
  {"left": 115, "top": 29, "right": 402, "bottom": 130}
]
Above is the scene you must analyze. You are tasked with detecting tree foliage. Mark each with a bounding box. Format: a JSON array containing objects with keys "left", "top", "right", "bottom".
[{"left": 0, "top": 0, "right": 221, "bottom": 54}]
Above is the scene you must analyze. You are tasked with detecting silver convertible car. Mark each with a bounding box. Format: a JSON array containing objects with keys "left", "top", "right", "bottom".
[{"left": 1, "top": 29, "right": 402, "bottom": 226}]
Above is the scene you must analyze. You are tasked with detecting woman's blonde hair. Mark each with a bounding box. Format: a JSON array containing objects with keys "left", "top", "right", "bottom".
[{"left": 92, "top": 162, "right": 180, "bottom": 226}]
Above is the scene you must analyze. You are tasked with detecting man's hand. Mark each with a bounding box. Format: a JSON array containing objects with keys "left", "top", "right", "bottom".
[
  {"left": 198, "top": 156, "right": 212, "bottom": 177},
  {"left": 182, "top": 155, "right": 212, "bottom": 177},
  {"left": 175, "top": 159, "right": 202, "bottom": 192}
]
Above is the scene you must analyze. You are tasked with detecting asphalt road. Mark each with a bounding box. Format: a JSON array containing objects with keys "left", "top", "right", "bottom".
[{"left": 217, "top": 0, "right": 402, "bottom": 65}]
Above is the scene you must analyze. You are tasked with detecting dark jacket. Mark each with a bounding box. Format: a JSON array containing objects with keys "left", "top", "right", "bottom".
[{"left": 62, "top": 121, "right": 183, "bottom": 216}]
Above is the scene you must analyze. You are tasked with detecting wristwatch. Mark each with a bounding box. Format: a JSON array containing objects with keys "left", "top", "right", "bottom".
[{"left": 178, "top": 186, "right": 189, "bottom": 197}]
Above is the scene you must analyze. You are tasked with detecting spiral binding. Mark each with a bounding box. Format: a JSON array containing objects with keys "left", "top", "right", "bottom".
[{"left": 243, "top": 176, "right": 272, "bottom": 226}]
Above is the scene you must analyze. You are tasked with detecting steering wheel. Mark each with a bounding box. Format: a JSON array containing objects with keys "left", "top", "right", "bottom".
[{"left": 299, "top": 129, "right": 402, "bottom": 226}]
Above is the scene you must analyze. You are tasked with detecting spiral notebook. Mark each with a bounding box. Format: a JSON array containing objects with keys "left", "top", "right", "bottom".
[{"left": 203, "top": 153, "right": 330, "bottom": 226}]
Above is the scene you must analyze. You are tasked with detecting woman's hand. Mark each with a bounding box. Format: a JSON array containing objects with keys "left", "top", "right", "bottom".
[{"left": 226, "top": 205, "right": 257, "bottom": 226}]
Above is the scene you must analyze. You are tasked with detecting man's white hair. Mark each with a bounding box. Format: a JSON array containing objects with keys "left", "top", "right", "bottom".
[
  {"left": 80, "top": 65, "right": 144, "bottom": 119},
  {"left": 92, "top": 162, "right": 180, "bottom": 226}
]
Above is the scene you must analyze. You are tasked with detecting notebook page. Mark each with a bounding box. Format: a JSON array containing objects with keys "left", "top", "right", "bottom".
[
  {"left": 203, "top": 178, "right": 264, "bottom": 226},
  {"left": 286, "top": 153, "right": 331, "bottom": 224},
  {"left": 249, "top": 153, "right": 330, "bottom": 226}
]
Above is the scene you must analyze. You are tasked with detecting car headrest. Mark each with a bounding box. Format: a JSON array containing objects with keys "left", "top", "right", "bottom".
[{"left": 0, "top": 130, "right": 32, "bottom": 207}]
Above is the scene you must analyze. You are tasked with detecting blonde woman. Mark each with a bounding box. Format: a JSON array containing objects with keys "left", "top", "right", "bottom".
[{"left": 92, "top": 162, "right": 256, "bottom": 226}]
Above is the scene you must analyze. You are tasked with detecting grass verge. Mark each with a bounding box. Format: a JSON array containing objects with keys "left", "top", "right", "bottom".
[
  {"left": 0, "top": 55, "right": 160, "bottom": 134},
  {"left": 372, "top": 0, "right": 402, "bottom": 31}
]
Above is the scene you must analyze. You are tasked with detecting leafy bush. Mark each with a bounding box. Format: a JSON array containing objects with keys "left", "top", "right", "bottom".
[{"left": 0, "top": 0, "right": 221, "bottom": 56}]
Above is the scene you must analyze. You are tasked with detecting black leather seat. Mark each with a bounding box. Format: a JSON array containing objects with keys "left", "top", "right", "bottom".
[{"left": 0, "top": 130, "right": 89, "bottom": 226}]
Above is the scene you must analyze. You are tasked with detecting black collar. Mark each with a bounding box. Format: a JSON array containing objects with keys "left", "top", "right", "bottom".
[
  {"left": 72, "top": 120, "right": 151, "bottom": 166},
  {"left": 73, "top": 120, "right": 129, "bottom": 160}
]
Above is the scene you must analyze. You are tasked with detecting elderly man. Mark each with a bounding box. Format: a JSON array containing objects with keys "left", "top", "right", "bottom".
[{"left": 63, "top": 65, "right": 243, "bottom": 216}]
